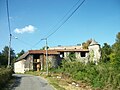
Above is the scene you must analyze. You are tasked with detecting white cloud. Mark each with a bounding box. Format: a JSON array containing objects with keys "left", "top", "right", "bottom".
[
  {"left": 9, "top": 17, "right": 13, "bottom": 19},
  {"left": 14, "top": 25, "right": 36, "bottom": 34}
]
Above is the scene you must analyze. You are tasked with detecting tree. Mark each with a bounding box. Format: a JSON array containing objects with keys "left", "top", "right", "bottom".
[
  {"left": 40, "top": 46, "right": 49, "bottom": 50},
  {"left": 101, "top": 43, "right": 112, "bottom": 62},
  {"left": 17, "top": 50, "right": 25, "bottom": 58},
  {"left": 0, "top": 54, "right": 7, "bottom": 66},
  {"left": 0, "top": 46, "right": 15, "bottom": 66},
  {"left": 2, "top": 46, "right": 15, "bottom": 59},
  {"left": 112, "top": 32, "right": 120, "bottom": 65},
  {"left": 112, "top": 32, "right": 120, "bottom": 55},
  {"left": 82, "top": 39, "right": 92, "bottom": 49}
]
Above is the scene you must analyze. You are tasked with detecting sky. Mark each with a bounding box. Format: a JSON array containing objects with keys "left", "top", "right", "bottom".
[{"left": 0, "top": 0, "right": 120, "bottom": 54}]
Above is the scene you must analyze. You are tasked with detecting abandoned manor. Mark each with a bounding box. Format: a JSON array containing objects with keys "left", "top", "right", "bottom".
[{"left": 14, "top": 40, "right": 101, "bottom": 73}]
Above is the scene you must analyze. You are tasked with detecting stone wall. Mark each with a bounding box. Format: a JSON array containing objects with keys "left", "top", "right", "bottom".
[
  {"left": 40, "top": 55, "right": 44, "bottom": 70},
  {"left": 63, "top": 51, "right": 89, "bottom": 63},
  {"left": 48, "top": 55, "right": 60, "bottom": 68},
  {"left": 88, "top": 44, "right": 101, "bottom": 65},
  {"left": 24, "top": 55, "right": 33, "bottom": 71}
]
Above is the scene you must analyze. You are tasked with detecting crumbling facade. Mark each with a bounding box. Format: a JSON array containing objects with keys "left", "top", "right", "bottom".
[
  {"left": 14, "top": 40, "right": 101, "bottom": 73},
  {"left": 88, "top": 40, "right": 101, "bottom": 65}
]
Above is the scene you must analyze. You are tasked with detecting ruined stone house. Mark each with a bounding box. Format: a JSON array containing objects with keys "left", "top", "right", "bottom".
[{"left": 14, "top": 40, "right": 101, "bottom": 73}]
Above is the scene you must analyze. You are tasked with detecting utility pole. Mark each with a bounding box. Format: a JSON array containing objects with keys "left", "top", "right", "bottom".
[
  {"left": 41, "top": 38, "right": 48, "bottom": 75},
  {"left": 6, "top": 0, "right": 11, "bottom": 68},
  {"left": 8, "top": 34, "right": 12, "bottom": 68}
]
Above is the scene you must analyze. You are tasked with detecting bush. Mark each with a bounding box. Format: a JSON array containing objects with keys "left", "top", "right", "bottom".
[
  {"left": 50, "top": 59, "right": 120, "bottom": 90},
  {"left": 0, "top": 67, "right": 13, "bottom": 89}
]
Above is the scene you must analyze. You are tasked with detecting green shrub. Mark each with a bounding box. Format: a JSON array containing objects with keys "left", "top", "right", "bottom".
[
  {"left": 0, "top": 68, "right": 13, "bottom": 89},
  {"left": 50, "top": 59, "right": 120, "bottom": 89}
]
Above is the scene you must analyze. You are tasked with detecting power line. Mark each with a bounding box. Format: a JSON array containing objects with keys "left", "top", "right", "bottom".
[
  {"left": 6, "top": 0, "right": 11, "bottom": 35},
  {"left": 31, "top": 0, "right": 85, "bottom": 49},
  {"left": 44, "top": 0, "right": 81, "bottom": 38},
  {"left": 30, "top": 39, "right": 42, "bottom": 49},
  {"left": 6, "top": 0, "right": 34, "bottom": 54},
  {"left": 17, "top": 38, "right": 33, "bottom": 46},
  {"left": 46, "top": 0, "right": 85, "bottom": 38}
]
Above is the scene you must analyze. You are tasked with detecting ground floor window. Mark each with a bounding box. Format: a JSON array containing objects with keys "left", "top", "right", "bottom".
[
  {"left": 81, "top": 52, "right": 86, "bottom": 57},
  {"left": 60, "top": 52, "right": 64, "bottom": 58}
]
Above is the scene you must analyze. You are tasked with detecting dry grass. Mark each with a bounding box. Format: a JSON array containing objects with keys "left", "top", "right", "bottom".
[{"left": 45, "top": 72, "right": 92, "bottom": 90}]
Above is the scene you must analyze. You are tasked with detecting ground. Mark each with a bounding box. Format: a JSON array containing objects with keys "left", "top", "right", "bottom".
[
  {"left": 5, "top": 72, "right": 92, "bottom": 90},
  {"left": 8, "top": 74, "right": 54, "bottom": 90}
]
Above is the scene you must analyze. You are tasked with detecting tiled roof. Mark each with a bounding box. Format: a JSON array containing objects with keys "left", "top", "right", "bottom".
[
  {"left": 16, "top": 51, "right": 29, "bottom": 61},
  {"left": 29, "top": 50, "right": 59, "bottom": 54},
  {"left": 16, "top": 50, "right": 59, "bottom": 61}
]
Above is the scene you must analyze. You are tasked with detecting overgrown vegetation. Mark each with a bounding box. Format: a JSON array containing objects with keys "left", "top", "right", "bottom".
[
  {"left": 0, "top": 46, "right": 15, "bottom": 89},
  {"left": 50, "top": 61, "right": 120, "bottom": 89},
  {"left": 0, "top": 68, "right": 13, "bottom": 90},
  {"left": 49, "top": 32, "right": 120, "bottom": 90}
]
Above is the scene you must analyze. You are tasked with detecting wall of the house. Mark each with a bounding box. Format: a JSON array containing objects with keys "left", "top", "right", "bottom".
[
  {"left": 48, "top": 55, "right": 60, "bottom": 68},
  {"left": 88, "top": 44, "right": 101, "bottom": 64},
  {"left": 19, "top": 54, "right": 44, "bottom": 72},
  {"left": 75, "top": 52, "right": 89, "bottom": 64},
  {"left": 64, "top": 52, "right": 70, "bottom": 59},
  {"left": 40, "top": 55, "right": 44, "bottom": 70},
  {"left": 62, "top": 51, "right": 89, "bottom": 63},
  {"left": 14, "top": 59, "right": 25, "bottom": 73},
  {"left": 24, "top": 55, "right": 33, "bottom": 71}
]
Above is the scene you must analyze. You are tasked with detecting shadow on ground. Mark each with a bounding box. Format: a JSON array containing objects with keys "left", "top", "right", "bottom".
[
  {"left": 6, "top": 74, "right": 22, "bottom": 90},
  {"left": 12, "top": 76, "right": 21, "bottom": 89}
]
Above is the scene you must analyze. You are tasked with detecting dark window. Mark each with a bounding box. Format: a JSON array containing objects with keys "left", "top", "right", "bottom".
[
  {"left": 81, "top": 52, "right": 86, "bottom": 57},
  {"left": 70, "top": 52, "right": 75, "bottom": 55},
  {"left": 33, "top": 54, "right": 40, "bottom": 59},
  {"left": 60, "top": 52, "right": 64, "bottom": 58}
]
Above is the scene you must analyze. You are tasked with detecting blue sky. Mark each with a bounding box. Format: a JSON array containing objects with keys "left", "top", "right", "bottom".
[{"left": 0, "top": 0, "right": 120, "bottom": 54}]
